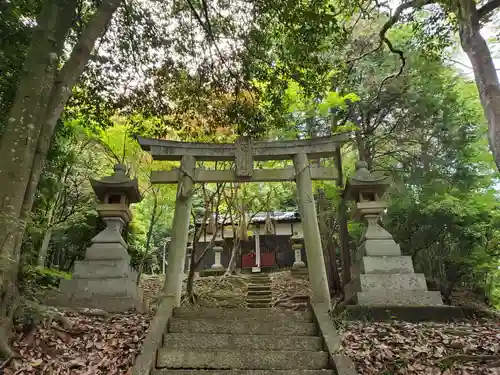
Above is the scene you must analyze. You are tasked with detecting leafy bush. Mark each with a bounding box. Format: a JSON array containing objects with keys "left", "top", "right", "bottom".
[{"left": 19, "top": 266, "right": 71, "bottom": 299}]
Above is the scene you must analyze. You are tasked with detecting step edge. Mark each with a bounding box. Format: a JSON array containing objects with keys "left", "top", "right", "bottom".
[{"left": 158, "top": 349, "right": 329, "bottom": 354}]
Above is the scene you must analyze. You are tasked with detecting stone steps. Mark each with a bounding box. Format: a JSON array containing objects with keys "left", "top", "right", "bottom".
[
  {"left": 247, "top": 284, "right": 271, "bottom": 291},
  {"left": 152, "top": 370, "right": 335, "bottom": 375},
  {"left": 247, "top": 302, "right": 272, "bottom": 308},
  {"left": 156, "top": 307, "right": 332, "bottom": 373},
  {"left": 156, "top": 349, "right": 329, "bottom": 370},
  {"left": 246, "top": 289, "right": 272, "bottom": 296},
  {"left": 163, "top": 333, "right": 323, "bottom": 351},
  {"left": 168, "top": 318, "right": 317, "bottom": 336},
  {"left": 247, "top": 273, "right": 272, "bottom": 308},
  {"left": 173, "top": 307, "right": 313, "bottom": 321}
]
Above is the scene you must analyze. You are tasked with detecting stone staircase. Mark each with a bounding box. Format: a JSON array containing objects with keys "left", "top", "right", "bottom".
[
  {"left": 152, "top": 307, "right": 334, "bottom": 375},
  {"left": 246, "top": 273, "right": 272, "bottom": 308}
]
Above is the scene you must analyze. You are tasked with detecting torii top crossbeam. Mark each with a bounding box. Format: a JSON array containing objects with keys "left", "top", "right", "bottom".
[
  {"left": 137, "top": 134, "right": 349, "bottom": 161},
  {"left": 137, "top": 134, "right": 349, "bottom": 183}
]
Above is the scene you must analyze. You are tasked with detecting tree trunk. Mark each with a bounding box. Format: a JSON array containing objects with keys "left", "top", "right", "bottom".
[
  {"left": 458, "top": 0, "right": 500, "bottom": 171},
  {"left": 21, "top": 0, "right": 124, "bottom": 222},
  {"left": 225, "top": 238, "right": 241, "bottom": 275},
  {"left": 0, "top": 0, "right": 122, "bottom": 357},
  {"left": 36, "top": 191, "right": 59, "bottom": 268},
  {"left": 335, "top": 148, "right": 351, "bottom": 287},
  {"left": 0, "top": 0, "right": 70, "bottom": 359},
  {"left": 185, "top": 246, "right": 197, "bottom": 303},
  {"left": 13, "top": 0, "right": 124, "bottom": 267},
  {"left": 317, "top": 189, "right": 342, "bottom": 296},
  {"left": 136, "top": 197, "right": 158, "bottom": 285},
  {"left": 185, "top": 238, "right": 217, "bottom": 302},
  {"left": 37, "top": 227, "right": 54, "bottom": 268}
]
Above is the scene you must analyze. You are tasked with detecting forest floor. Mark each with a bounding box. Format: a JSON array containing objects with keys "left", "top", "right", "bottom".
[{"left": 2, "top": 271, "right": 499, "bottom": 375}]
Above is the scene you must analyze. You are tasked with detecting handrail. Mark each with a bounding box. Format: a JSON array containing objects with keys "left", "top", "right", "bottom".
[
  {"left": 310, "top": 302, "right": 360, "bottom": 375},
  {"left": 131, "top": 296, "right": 175, "bottom": 375}
]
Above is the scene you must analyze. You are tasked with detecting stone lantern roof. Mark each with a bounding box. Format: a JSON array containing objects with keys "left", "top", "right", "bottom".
[
  {"left": 343, "top": 161, "right": 391, "bottom": 202},
  {"left": 91, "top": 164, "right": 142, "bottom": 204}
]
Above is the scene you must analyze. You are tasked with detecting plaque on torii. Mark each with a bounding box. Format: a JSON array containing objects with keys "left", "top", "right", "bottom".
[
  {"left": 137, "top": 133, "right": 349, "bottom": 184},
  {"left": 235, "top": 136, "right": 253, "bottom": 177}
]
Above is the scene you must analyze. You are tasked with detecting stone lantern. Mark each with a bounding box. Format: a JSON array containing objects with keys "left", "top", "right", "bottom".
[
  {"left": 291, "top": 233, "right": 305, "bottom": 268},
  {"left": 343, "top": 161, "right": 442, "bottom": 306},
  {"left": 211, "top": 232, "right": 224, "bottom": 270},
  {"left": 58, "top": 164, "right": 146, "bottom": 312},
  {"left": 290, "top": 232, "right": 308, "bottom": 279}
]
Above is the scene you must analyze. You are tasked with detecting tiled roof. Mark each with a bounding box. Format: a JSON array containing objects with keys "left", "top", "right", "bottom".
[{"left": 195, "top": 211, "right": 300, "bottom": 225}]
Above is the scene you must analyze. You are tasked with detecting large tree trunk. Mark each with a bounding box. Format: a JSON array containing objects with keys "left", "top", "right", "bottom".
[
  {"left": 14, "top": 0, "right": 124, "bottom": 268},
  {"left": 0, "top": 0, "right": 71, "bottom": 359},
  {"left": 458, "top": 0, "right": 500, "bottom": 171},
  {"left": 21, "top": 0, "right": 124, "bottom": 221},
  {"left": 0, "top": 0, "right": 122, "bottom": 358}
]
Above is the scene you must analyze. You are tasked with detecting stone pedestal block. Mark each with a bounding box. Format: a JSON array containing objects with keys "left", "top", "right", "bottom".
[
  {"left": 351, "top": 256, "right": 415, "bottom": 277},
  {"left": 346, "top": 273, "right": 428, "bottom": 294},
  {"left": 355, "top": 239, "right": 402, "bottom": 260},
  {"left": 356, "top": 290, "right": 443, "bottom": 306},
  {"left": 58, "top": 223, "right": 145, "bottom": 312}
]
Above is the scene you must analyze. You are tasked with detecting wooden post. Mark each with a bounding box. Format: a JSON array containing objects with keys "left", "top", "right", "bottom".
[
  {"left": 163, "top": 155, "right": 196, "bottom": 307},
  {"left": 293, "top": 152, "right": 331, "bottom": 305},
  {"left": 254, "top": 226, "right": 261, "bottom": 272}
]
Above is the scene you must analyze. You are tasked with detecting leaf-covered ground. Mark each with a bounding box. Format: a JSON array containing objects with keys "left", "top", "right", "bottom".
[
  {"left": 341, "top": 319, "right": 500, "bottom": 374},
  {"left": 3, "top": 272, "right": 498, "bottom": 374},
  {"left": 2, "top": 311, "right": 151, "bottom": 375}
]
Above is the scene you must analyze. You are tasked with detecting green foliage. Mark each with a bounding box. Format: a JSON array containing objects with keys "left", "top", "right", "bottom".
[
  {"left": 2, "top": 0, "right": 499, "bottom": 311},
  {"left": 0, "top": 0, "right": 38, "bottom": 133},
  {"left": 19, "top": 266, "right": 71, "bottom": 298}
]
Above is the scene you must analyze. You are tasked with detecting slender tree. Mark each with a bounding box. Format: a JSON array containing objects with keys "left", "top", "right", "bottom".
[{"left": 0, "top": 0, "right": 122, "bottom": 358}]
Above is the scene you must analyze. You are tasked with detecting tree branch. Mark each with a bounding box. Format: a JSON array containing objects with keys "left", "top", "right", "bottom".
[
  {"left": 349, "top": 0, "right": 432, "bottom": 100},
  {"left": 478, "top": 0, "right": 500, "bottom": 19}
]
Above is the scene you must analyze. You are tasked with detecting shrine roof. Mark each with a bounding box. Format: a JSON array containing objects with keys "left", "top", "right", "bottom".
[{"left": 194, "top": 211, "right": 301, "bottom": 225}]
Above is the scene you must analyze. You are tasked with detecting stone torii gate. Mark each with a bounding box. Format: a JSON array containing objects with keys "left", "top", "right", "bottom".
[{"left": 138, "top": 134, "right": 349, "bottom": 307}]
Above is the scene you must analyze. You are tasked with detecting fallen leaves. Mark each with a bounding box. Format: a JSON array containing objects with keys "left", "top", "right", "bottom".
[
  {"left": 341, "top": 319, "right": 500, "bottom": 374},
  {"left": 3, "top": 310, "right": 151, "bottom": 375},
  {"left": 271, "top": 271, "right": 311, "bottom": 310},
  {"left": 5, "top": 274, "right": 499, "bottom": 375}
]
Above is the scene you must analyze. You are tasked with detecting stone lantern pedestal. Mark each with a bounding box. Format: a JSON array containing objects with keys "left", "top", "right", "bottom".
[
  {"left": 200, "top": 235, "right": 225, "bottom": 277},
  {"left": 57, "top": 164, "right": 146, "bottom": 312},
  {"left": 211, "top": 246, "right": 224, "bottom": 270},
  {"left": 343, "top": 162, "right": 442, "bottom": 306}
]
